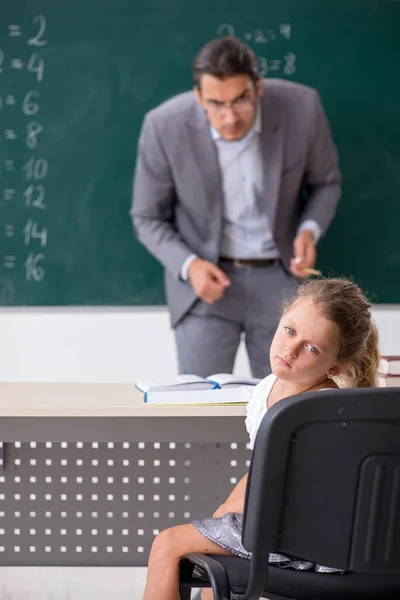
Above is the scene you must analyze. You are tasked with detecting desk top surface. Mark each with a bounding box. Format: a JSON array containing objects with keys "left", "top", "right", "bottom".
[{"left": 0, "top": 383, "right": 247, "bottom": 418}]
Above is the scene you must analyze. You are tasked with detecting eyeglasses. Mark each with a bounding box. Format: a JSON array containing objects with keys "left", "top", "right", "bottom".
[{"left": 206, "top": 95, "right": 256, "bottom": 117}]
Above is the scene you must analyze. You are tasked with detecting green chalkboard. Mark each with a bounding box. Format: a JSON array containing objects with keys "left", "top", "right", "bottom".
[{"left": 0, "top": 0, "right": 399, "bottom": 305}]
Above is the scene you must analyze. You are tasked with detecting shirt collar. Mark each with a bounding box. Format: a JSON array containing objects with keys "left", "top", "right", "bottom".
[{"left": 210, "top": 102, "right": 262, "bottom": 141}]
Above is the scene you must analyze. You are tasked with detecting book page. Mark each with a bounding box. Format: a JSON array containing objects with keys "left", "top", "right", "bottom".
[
  {"left": 207, "top": 373, "right": 261, "bottom": 387},
  {"left": 136, "top": 374, "right": 218, "bottom": 393}
]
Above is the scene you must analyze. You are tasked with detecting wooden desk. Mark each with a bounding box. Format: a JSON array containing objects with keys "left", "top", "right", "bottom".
[{"left": 0, "top": 383, "right": 250, "bottom": 566}]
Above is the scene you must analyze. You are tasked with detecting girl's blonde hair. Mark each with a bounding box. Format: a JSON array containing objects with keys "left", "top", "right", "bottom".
[{"left": 283, "top": 278, "right": 380, "bottom": 387}]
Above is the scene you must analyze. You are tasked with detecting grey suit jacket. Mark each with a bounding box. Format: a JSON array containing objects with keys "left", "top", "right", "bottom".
[{"left": 131, "top": 79, "right": 341, "bottom": 326}]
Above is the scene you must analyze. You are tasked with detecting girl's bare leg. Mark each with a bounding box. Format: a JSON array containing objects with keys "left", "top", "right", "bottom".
[
  {"left": 201, "top": 588, "right": 215, "bottom": 600},
  {"left": 143, "top": 523, "right": 232, "bottom": 600}
]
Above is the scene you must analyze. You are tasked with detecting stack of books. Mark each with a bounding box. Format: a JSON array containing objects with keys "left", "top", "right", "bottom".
[
  {"left": 378, "top": 356, "right": 400, "bottom": 387},
  {"left": 135, "top": 373, "right": 260, "bottom": 405}
]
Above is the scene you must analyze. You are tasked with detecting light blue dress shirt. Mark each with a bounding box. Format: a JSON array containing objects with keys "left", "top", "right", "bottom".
[{"left": 180, "top": 106, "right": 320, "bottom": 280}]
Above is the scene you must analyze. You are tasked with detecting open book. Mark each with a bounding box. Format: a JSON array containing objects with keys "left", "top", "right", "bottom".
[
  {"left": 142, "top": 385, "right": 254, "bottom": 406},
  {"left": 136, "top": 373, "right": 260, "bottom": 393},
  {"left": 208, "top": 373, "right": 261, "bottom": 388},
  {"left": 135, "top": 373, "right": 260, "bottom": 404}
]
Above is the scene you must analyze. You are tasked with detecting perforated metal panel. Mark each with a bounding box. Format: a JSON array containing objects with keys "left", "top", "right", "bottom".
[{"left": 0, "top": 440, "right": 251, "bottom": 565}]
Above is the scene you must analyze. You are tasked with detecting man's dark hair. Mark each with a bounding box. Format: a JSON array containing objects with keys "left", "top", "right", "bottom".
[{"left": 192, "top": 36, "right": 260, "bottom": 88}]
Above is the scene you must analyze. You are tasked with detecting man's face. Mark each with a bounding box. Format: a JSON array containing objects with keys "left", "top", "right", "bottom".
[{"left": 195, "top": 74, "right": 262, "bottom": 141}]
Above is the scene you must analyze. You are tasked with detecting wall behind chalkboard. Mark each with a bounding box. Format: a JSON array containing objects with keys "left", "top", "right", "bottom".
[{"left": 0, "top": 0, "right": 399, "bottom": 305}]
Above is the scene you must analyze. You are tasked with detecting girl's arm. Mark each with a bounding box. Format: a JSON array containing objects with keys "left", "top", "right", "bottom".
[{"left": 213, "top": 473, "right": 248, "bottom": 517}]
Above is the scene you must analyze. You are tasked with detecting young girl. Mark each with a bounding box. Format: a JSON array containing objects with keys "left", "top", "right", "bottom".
[{"left": 142, "top": 278, "right": 380, "bottom": 600}]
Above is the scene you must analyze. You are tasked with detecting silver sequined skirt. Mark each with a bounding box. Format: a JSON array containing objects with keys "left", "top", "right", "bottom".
[{"left": 192, "top": 512, "right": 343, "bottom": 574}]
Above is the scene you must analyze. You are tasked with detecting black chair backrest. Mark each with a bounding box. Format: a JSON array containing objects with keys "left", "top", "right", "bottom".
[{"left": 242, "top": 388, "right": 400, "bottom": 573}]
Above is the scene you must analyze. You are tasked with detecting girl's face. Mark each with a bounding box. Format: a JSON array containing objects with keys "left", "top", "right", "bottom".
[{"left": 269, "top": 300, "right": 345, "bottom": 385}]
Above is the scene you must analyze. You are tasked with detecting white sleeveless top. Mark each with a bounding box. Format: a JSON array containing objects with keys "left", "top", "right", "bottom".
[
  {"left": 245, "top": 373, "right": 333, "bottom": 450},
  {"left": 245, "top": 373, "right": 277, "bottom": 450}
]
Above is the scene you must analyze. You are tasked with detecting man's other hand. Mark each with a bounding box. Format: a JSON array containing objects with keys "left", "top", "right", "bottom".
[
  {"left": 188, "top": 258, "right": 231, "bottom": 303},
  {"left": 290, "top": 230, "right": 317, "bottom": 279}
]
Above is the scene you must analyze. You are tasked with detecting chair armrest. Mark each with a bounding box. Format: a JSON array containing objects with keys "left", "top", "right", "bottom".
[{"left": 181, "top": 553, "right": 230, "bottom": 600}]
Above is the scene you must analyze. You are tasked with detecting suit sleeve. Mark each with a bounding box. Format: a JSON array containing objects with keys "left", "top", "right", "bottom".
[
  {"left": 299, "top": 92, "right": 342, "bottom": 238},
  {"left": 130, "top": 113, "right": 194, "bottom": 280}
]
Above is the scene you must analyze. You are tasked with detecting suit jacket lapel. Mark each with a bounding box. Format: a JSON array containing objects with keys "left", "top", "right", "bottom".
[
  {"left": 260, "top": 92, "right": 285, "bottom": 228},
  {"left": 186, "top": 105, "right": 223, "bottom": 214}
]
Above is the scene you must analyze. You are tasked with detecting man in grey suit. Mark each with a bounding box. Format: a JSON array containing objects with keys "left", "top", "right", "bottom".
[{"left": 131, "top": 36, "right": 341, "bottom": 378}]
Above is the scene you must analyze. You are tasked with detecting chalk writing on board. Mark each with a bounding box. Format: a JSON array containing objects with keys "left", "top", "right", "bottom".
[
  {"left": 23, "top": 157, "right": 48, "bottom": 180},
  {"left": 5, "top": 129, "right": 18, "bottom": 140},
  {"left": 27, "top": 15, "right": 48, "bottom": 47},
  {"left": 24, "top": 185, "right": 46, "bottom": 209},
  {"left": 23, "top": 91, "right": 40, "bottom": 116},
  {"left": 23, "top": 219, "right": 48, "bottom": 248},
  {"left": 3, "top": 189, "right": 15, "bottom": 201},
  {"left": 216, "top": 24, "right": 236, "bottom": 37},
  {"left": 1, "top": 15, "right": 48, "bottom": 283},
  {"left": 27, "top": 53, "right": 44, "bottom": 82},
  {"left": 246, "top": 29, "right": 276, "bottom": 43},
  {"left": 4, "top": 160, "right": 15, "bottom": 172},
  {"left": 216, "top": 23, "right": 296, "bottom": 77},
  {"left": 279, "top": 24, "right": 292, "bottom": 40},
  {"left": 10, "top": 58, "right": 23, "bottom": 69},
  {"left": 4, "top": 225, "right": 15, "bottom": 237},
  {"left": 26, "top": 121, "right": 44, "bottom": 149},
  {"left": 258, "top": 52, "right": 296, "bottom": 77},
  {"left": 217, "top": 23, "right": 292, "bottom": 42},
  {"left": 8, "top": 25, "right": 22, "bottom": 38},
  {"left": 3, "top": 256, "right": 17, "bottom": 269},
  {"left": 24, "top": 253, "right": 45, "bottom": 282}
]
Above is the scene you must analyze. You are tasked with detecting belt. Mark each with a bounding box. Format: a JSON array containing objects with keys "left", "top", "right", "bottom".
[{"left": 220, "top": 257, "right": 279, "bottom": 268}]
